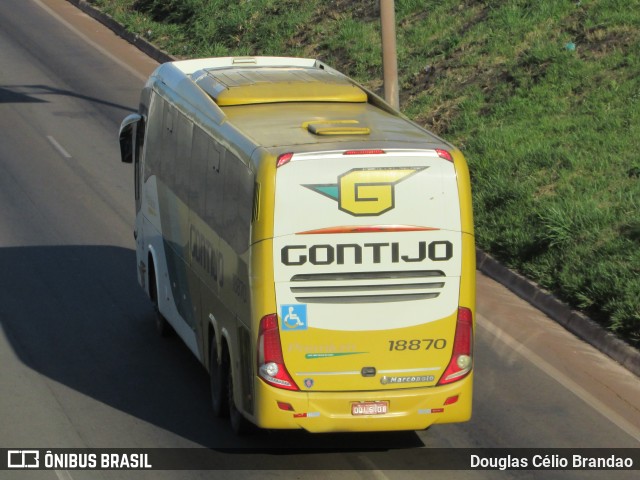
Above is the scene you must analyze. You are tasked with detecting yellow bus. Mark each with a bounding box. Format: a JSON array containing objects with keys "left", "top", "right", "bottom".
[{"left": 119, "top": 57, "right": 475, "bottom": 434}]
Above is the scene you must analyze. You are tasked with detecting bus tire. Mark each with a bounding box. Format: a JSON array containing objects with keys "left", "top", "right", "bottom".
[
  {"left": 228, "top": 362, "right": 253, "bottom": 435},
  {"left": 149, "top": 261, "right": 171, "bottom": 337},
  {"left": 209, "top": 338, "right": 229, "bottom": 418}
]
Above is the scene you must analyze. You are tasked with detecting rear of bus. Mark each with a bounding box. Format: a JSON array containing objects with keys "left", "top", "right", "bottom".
[{"left": 255, "top": 147, "right": 475, "bottom": 432}]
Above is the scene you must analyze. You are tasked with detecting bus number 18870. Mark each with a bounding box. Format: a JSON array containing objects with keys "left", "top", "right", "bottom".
[{"left": 388, "top": 338, "right": 447, "bottom": 351}]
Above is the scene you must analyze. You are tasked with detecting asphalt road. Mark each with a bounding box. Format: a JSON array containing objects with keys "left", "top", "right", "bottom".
[{"left": 0, "top": 1, "right": 638, "bottom": 479}]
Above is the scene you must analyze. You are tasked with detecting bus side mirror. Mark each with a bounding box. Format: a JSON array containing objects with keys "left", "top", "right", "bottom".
[{"left": 119, "top": 113, "right": 142, "bottom": 164}]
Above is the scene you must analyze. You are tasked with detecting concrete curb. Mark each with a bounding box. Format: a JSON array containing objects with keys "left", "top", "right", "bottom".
[
  {"left": 65, "top": 0, "right": 640, "bottom": 379},
  {"left": 67, "top": 0, "right": 175, "bottom": 64}
]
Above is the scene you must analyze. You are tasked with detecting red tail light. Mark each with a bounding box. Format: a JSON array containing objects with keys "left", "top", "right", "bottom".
[
  {"left": 438, "top": 307, "right": 473, "bottom": 385},
  {"left": 343, "top": 149, "right": 385, "bottom": 155},
  {"left": 257, "top": 314, "right": 299, "bottom": 391}
]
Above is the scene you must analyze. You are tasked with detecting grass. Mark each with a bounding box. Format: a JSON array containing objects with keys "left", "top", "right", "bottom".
[{"left": 89, "top": 0, "right": 640, "bottom": 346}]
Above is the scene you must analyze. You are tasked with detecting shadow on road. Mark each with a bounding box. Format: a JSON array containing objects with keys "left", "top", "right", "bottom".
[
  {"left": 0, "top": 84, "right": 135, "bottom": 112},
  {"left": 0, "top": 245, "right": 424, "bottom": 458},
  {"left": 0, "top": 86, "right": 48, "bottom": 104}
]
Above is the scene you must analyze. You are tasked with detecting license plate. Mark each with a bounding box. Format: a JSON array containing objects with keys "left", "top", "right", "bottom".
[{"left": 351, "top": 401, "right": 389, "bottom": 416}]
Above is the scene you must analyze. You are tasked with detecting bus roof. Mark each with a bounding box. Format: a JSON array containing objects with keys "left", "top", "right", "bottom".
[
  {"left": 222, "top": 101, "right": 441, "bottom": 150},
  {"left": 149, "top": 57, "right": 450, "bottom": 156}
]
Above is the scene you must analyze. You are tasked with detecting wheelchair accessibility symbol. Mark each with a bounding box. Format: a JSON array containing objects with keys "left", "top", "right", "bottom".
[{"left": 281, "top": 304, "right": 308, "bottom": 331}]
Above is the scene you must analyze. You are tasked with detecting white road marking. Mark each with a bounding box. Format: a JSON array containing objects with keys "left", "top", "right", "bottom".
[
  {"left": 46, "top": 135, "right": 72, "bottom": 159},
  {"left": 356, "top": 454, "right": 390, "bottom": 480},
  {"left": 55, "top": 470, "right": 74, "bottom": 480},
  {"left": 477, "top": 314, "right": 640, "bottom": 443},
  {"left": 33, "top": 0, "right": 148, "bottom": 82}
]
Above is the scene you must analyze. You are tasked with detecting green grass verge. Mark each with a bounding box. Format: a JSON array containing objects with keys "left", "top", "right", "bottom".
[{"left": 90, "top": 0, "right": 640, "bottom": 346}]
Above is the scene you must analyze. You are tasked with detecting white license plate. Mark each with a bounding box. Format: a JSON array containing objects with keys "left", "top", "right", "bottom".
[{"left": 351, "top": 401, "right": 389, "bottom": 416}]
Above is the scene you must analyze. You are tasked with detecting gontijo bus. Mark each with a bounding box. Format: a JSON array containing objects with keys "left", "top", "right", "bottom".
[{"left": 119, "top": 57, "right": 475, "bottom": 433}]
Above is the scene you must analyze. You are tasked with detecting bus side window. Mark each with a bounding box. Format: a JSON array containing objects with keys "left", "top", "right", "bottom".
[
  {"left": 144, "top": 94, "right": 164, "bottom": 182},
  {"left": 204, "top": 139, "right": 224, "bottom": 232},
  {"left": 160, "top": 103, "right": 177, "bottom": 185},
  {"left": 189, "top": 127, "right": 208, "bottom": 218},
  {"left": 175, "top": 113, "right": 193, "bottom": 205},
  {"left": 222, "top": 152, "right": 254, "bottom": 254}
]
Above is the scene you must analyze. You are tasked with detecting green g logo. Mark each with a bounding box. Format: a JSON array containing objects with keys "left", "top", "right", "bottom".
[{"left": 304, "top": 167, "right": 426, "bottom": 216}]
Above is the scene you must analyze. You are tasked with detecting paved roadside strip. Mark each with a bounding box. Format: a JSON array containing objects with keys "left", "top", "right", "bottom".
[
  {"left": 62, "top": 0, "right": 640, "bottom": 378},
  {"left": 477, "top": 249, "right": 640, "bottom": 377}
]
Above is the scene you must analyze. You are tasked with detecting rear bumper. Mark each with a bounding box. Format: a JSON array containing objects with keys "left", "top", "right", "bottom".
[{"left": 252, "top": 373, "right": 473, "bottom": 433}]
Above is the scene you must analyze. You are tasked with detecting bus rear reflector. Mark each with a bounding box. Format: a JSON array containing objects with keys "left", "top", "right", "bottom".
[
  {"left": 276, "top": 152, "right": 294, "bottom": 167},
  {"left": 277, "top": 401, "right": 295, "bottom": 411},
  {"left": 258, "top": 314, "right": 299, "bottom": 391},
  {"left": 437, "top": 307, "right": 473, "bottom": 385},
  {"left": 444, "top": 395, "right": 459, "bottom": 406},
  {"left": 435, "top": 149, "right": 453, "bottom": 162}
]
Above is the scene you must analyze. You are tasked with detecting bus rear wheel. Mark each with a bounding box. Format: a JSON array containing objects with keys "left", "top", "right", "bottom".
[
  {"left": 209, "top": 338, "right": 229, "bottom": 418},
  {"left": 149, "top": 262, "right": 171, "bottom": 337}
]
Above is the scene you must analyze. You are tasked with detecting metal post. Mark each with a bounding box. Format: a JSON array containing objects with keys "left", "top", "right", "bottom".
[{"left": 380, "top": 0, "right": 399, "bottom": 110}]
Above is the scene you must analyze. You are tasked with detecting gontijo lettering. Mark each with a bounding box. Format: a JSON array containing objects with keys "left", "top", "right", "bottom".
[{"left": 281, "top": 240, "right": 453, "bottom": 265}]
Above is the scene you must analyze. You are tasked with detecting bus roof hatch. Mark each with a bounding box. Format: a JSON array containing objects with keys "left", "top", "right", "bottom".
[{"left": 192, "top": 68, "right": 368, "bottom": 106}]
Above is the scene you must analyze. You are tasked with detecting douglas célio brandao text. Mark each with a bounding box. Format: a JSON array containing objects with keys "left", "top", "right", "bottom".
[{"left": 470, "top": 453, "right": 634, "bottom": 470}]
